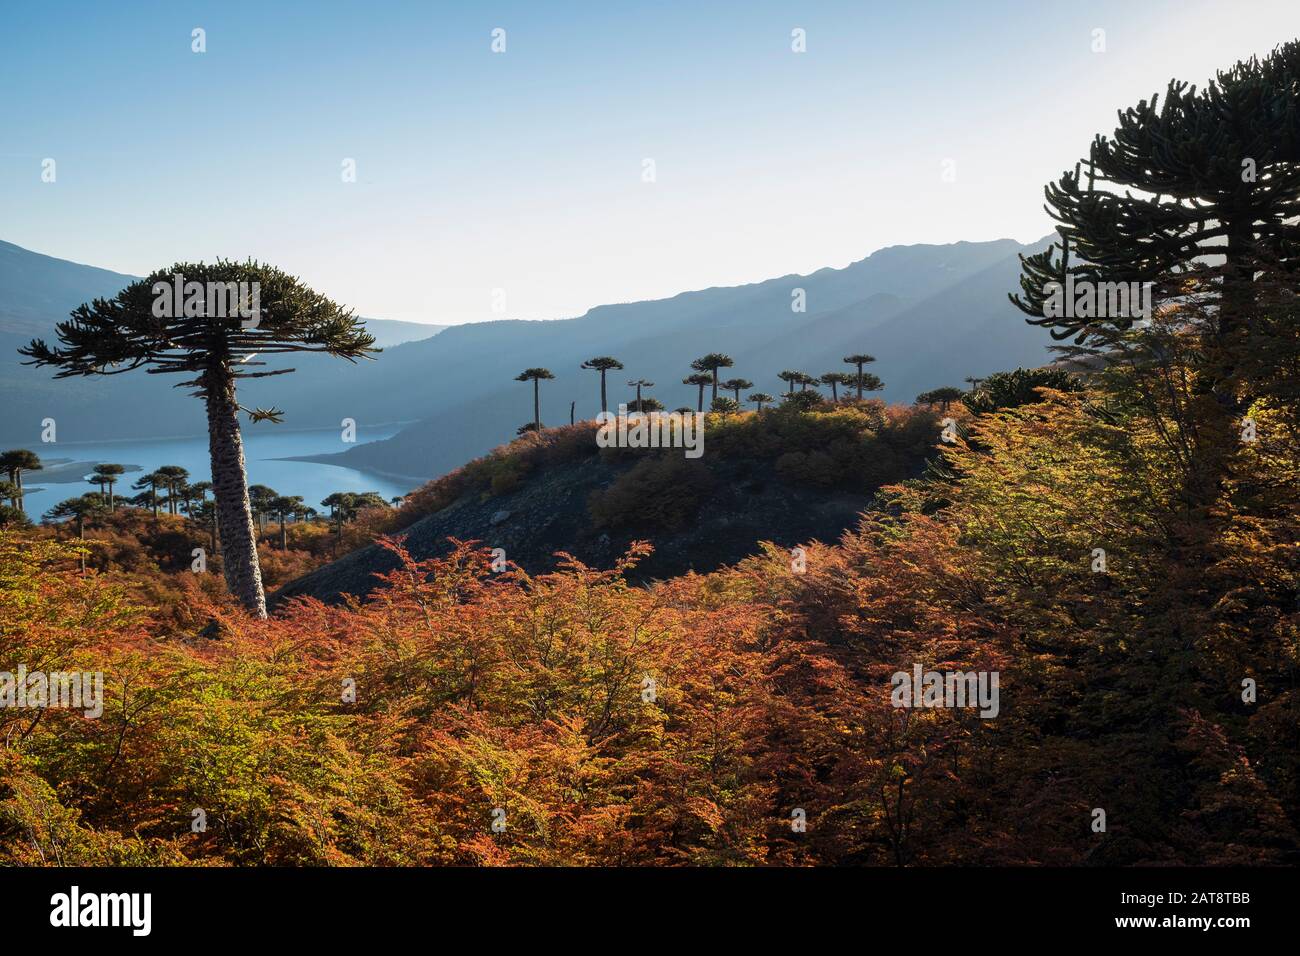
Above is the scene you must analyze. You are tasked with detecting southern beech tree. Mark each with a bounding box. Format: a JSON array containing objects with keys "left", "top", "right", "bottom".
[{"left": 21, "top": 260, "right": 376, "bottom": 617}]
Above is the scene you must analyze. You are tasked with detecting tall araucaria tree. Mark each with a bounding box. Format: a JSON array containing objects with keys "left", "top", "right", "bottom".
[
  {"left": 842, "top": 354, "right": 876, "bottom": 400},
  {"left": 1009, "top": 41, "right": 1300, "bottom": 517},
  {"left": 89, "top": 463, "right": 125, "bottom": 510},
  {"left": 516, "top": 368, "right": 555, "bottom": 432},
  {"left": 20, "top": 260, "right": 377, "bottom": 617},
  {"left": 683, "top": 373, "right": 712, "bottom": 412},
  {"left": 581, "top": 357, "right": 623, "bottom": 413},
  {"left": 248, "top": 484, "right": 278, "bottom": 532},
  {"left": 916, "top": 386, "right": 964, "bottom": 412},
  {"left": 721, "top": 377, "right": 753, "bottom": 404},
  {"left": 1011, "top": 40, "right": 1300, "bottom": 408},
  {"left": 690, "top": 353, "right": 733, "bottom": 401},
  {"left": 155, "top": 466, "right": 190, "bottom": 515},
  {"left": 272, "top": 495, "right": 305, "bottom": 550},
  {"left": 819, "top": 372, "right": 855, "bottom": 402},
  {"left": 133, "top": 471, "right": 165, "bottom": 518},
  {"left": 0, "top": 449, "right": 42, "bottom": 512},
  {"left": 627, "top": 378, "right": 654, "bottom": 407}
]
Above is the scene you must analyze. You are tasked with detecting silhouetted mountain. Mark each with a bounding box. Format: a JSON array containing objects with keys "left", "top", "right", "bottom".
[
  {"left": 307, "top": 236, "right": 1057, "bottom": 478},
  {"left": 2, "top": 236, "right": 1053, "bottom": 471}
]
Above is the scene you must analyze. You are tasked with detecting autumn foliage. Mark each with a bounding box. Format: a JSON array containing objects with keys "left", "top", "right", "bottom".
[{"left": 2, "top": 345, "right": 1298, "bottom": 865}]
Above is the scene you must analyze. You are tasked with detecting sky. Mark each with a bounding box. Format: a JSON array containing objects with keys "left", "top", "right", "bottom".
[{"left": 2, "top": 0, "right": 1298, "bottom": 324}]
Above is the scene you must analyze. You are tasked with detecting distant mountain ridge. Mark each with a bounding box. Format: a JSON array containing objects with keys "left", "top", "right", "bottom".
[
  {"left": 0, "top": 235, "right": 1056, "bottom": 478},
  {"left": 309, "top": 236, "right": 1057, "bottom": 478}
]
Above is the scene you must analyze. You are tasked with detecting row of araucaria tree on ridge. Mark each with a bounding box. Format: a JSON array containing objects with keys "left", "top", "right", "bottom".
[{"left": 514, "top": 352, "right": 971, "bottom": 433}]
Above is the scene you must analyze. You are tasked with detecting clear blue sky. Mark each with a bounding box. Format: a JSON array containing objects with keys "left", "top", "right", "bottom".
[{"left": 2, "top": 0, "right": 1297, "bottom": 323}]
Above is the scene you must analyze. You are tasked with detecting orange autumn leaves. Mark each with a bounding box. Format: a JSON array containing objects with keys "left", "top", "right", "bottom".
[{"left": 2, "top": 385, "right": 1297, "bottom": 866}]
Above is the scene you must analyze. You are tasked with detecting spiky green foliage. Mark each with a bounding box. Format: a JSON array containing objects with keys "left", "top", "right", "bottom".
[
  {"left": 963, "top": 367, "right": 1082, "bottom": 415},
  {"left": 19, "top": 261, "right": 377, "bottom": 617},
  {"left": 1012, "top": 41, "right": 1300, "bottom": 348}
]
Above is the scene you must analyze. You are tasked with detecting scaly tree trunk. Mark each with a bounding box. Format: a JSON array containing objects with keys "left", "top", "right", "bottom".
[
  {"left": 203, "top": 365, "right": 267, "bottom": 618},
  {"left": 533, "top": 378, "right": 541, "bottom": 431},
  {"left": 599, "top": 372, "right": 608, "bottom": 414}
]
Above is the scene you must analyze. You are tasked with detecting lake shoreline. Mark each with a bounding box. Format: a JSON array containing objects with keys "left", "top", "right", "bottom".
[
  {"left": 277, "top": 452, "right": 434, "bottom": 485},
  {"left": 16, "top": 427, "right": 421, "bottom": 519}
]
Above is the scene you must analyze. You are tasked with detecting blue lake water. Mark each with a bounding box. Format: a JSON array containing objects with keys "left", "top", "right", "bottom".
[{"left": 17, "top": 423, "right": 423, "bottom": 520}]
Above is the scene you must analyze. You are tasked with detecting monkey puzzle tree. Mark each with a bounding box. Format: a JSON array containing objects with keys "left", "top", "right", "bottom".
[
  {"left": 962, "top": 367, "right": 1081, "bottom": 415},
  {"left": 747, "top": 392, "right": 774, "bottom": 412},
  {"left": 89, "top": 463, "right": 125, "bottom": 510},
  {"left": 581, "top": 357, "right": 623, "bottom": 413},
  {"left": 0, "top": 449, "right": 42, "bottom": 512},
  {"left": 271, "top": 495, "right": 305, "bottom": 550},
  {"left": 1011, "top": 40, "right": 1300, "bottom": 406},
  {"left": 720, "top": 377, "right": 752, "bottom": 404},
  {"left": 193, "top": 499, "right": 219, "bottom": 554},
  {"left": 516, "top": 368, "right": 555, "bottom": 431},
  {"left": 683, "top": 373, "right": 712, "bottom": 412},
  {"left": 843, "top": 354, "right": 877, "bottom": 399},
  {"left": 916, "top": 386, "right": 965, "bottom": 412},
  {"left": 627, "top": 378, "right": 654, "bottom": 407},
  {"left": 820, "top": 372, "right": 855, "bottom": 402},
  {"left": 710, "top": 396, "right": 739, "bottom": 418},
  {"left": 133, "top": 471, "right": 165, "bottom": 518},
  {"left": 857, "top": 372, "right": 885, "bottom": 396},
  {"left": 155, "top": 466, "right": 189, "bottom": 515},
  {"left": 20, "top": 260, "right": 377, "bottom": 617},
  {"left": 690, "top": 353, "right": 733, "bottom": 401},
  {"left": 248, "top": 484, "right": 278, "bottom": 532},
  {"left": 777, "top": 369, "right": 803, "bottom": 396},
  {"left": 1009, "top": 42, "right": 1300, "bottom": 521}
]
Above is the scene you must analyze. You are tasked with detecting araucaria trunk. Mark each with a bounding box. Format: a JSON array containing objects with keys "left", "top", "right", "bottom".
[{"left": 203, "top": 366, "right": 267, "bottom": 618}]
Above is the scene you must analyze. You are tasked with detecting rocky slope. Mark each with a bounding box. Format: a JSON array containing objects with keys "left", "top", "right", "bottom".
[{"left": 274, "top": 405, "right": 937, "bottom": 606}]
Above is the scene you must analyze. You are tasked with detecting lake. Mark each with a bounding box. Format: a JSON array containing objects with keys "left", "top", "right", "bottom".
[{"left": 16, "top": 423, "right": 424, "bottom": 520}]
